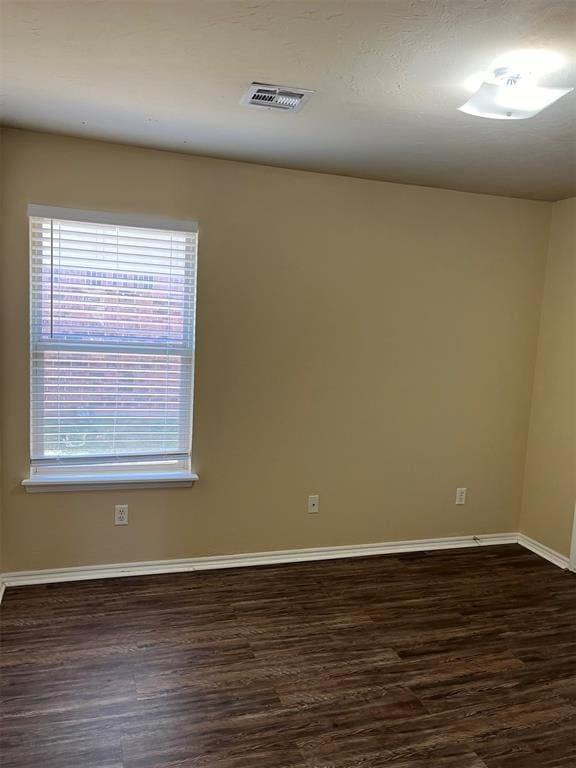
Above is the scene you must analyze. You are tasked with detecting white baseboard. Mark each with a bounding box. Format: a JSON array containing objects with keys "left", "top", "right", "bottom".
[
  {"left": 0, "top": 581, "right": 5, "bottom": 604},
  {"left": 0, "top": 533, "right": 516, "bottom": 589},
  {"left": 0, "top": 532, "right": 569, "bottom": 596},
  {"left": 517, "top": 533, "right": 571, "bottom": 570}
]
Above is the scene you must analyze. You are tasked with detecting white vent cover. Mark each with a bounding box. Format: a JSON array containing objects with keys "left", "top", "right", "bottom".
[{"left": 241, "top": 82, "right": 314, "bottom": 112}]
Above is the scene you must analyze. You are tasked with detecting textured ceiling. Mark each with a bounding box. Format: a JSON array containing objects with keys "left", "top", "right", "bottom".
[{"left": 1, "top": 0, "right": 575, "bottom": 200}]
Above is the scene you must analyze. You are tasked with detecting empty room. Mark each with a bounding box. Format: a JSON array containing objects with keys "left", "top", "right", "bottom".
[{"left": 0, "top": 1, "right": 575, "bottom": 766}]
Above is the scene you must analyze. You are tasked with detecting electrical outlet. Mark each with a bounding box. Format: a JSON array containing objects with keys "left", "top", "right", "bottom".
[
  {"left": 455, "top": 488, "right": 467, "bottom": 505},
  {"left": 307, "top": 494, "right": 319, "bottom": 514},
  {"left": 114, "top": 504, "right": 129, "bottom": 525}
]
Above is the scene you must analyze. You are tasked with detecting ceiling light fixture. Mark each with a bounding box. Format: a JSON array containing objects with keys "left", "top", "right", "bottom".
[{"left": 459, "top": 49, "right": 572, "bottom": 119}]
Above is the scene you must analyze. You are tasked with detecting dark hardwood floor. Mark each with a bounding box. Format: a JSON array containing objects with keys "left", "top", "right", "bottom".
[{"left": 1, "top": 544, "right": 575, "bottom": 767}]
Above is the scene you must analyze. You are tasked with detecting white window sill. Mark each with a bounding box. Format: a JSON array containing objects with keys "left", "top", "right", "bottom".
[{"left": 22, "top": 472, "right": 199, "bottom": 493}]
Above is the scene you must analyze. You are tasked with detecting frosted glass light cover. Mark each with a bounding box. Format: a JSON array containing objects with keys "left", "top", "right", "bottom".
[{"left": 458, "top": 82, "right": 572, "bottom": 120}]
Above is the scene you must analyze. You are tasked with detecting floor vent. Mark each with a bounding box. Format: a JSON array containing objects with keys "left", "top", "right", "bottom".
[{"left": 241, "top": 82, "right": 314, "bottom": 112}]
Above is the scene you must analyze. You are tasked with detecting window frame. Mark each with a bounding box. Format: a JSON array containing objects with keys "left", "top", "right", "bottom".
[{"left": 23, "top": 205, "right": 199, "bottom": 492}]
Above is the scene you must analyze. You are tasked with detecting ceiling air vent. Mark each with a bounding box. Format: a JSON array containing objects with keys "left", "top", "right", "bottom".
[{"left": 241, "top": 82, "right": 314, "bottom": 112}]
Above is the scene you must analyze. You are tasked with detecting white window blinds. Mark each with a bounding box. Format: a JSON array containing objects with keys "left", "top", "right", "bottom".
[{"left": 29, "top": 205, "right": 198, "bottom": 478}]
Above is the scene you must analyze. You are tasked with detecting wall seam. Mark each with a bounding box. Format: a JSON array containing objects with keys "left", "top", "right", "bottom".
[{"left": 517, "top": 203, "right": 554, "bottom": 536}]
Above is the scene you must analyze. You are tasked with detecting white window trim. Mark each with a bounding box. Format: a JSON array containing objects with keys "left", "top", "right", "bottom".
[
  {"left": 27, "top": 204, "right": 199, "bottom": 234},
  {"left": 23, "top": 204, "right": 200, "bottom": 493},
  {"left": 22, "top": 472, "right": 199, "bottom": 493}
]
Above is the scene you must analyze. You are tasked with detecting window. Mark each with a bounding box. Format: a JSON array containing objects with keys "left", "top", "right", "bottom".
[{"left": 23, "top": 205, "right": 199, "bottom": 491}]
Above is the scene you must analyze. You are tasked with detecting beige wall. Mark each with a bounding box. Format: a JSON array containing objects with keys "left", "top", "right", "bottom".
[
  {"left": 0, "top": 128, "right": 551, "bottom": 572},
  {"left": 0, "top": 126, "right": 4, "bottom": 575},
  {"left": 520, "top": 198, "right": 576, "bottom": 558}
]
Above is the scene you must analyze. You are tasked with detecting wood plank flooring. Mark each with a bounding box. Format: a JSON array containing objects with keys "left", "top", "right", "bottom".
[{"left": 1, "top": 544, "right": 575, "bottom": 767}]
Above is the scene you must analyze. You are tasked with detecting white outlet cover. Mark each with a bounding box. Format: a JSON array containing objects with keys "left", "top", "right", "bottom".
[
  {"left": 308, "top": 495, "right": 320, "bottom": 514},
  {"left": 455, "top": 488, "right": 467, "bottom": 505},
  {"left": 115, "top": 504, "right": 129, "bottom": 525}
]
